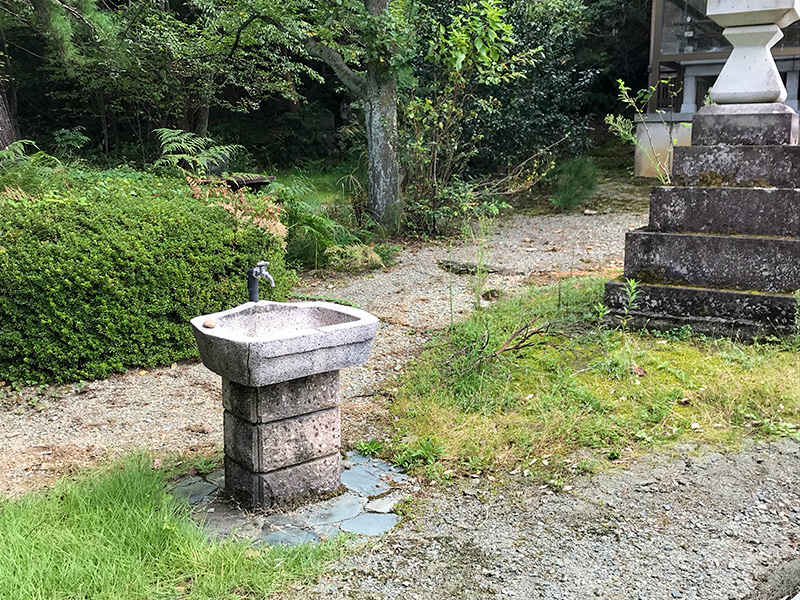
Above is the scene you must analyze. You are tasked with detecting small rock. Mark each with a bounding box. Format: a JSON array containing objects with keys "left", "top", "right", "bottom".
[
  {"left": 203, "top": 319, "right": 216, "bottom": 329},
  {"left": 672, "top": 591, "right": 682, "bottom": 598}
]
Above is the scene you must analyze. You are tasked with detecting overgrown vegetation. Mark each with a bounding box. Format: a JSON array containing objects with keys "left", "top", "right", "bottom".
[
  {"left": 0, "top": 157, "right": 292, "bottom": 383},
  {"left": 0, "top": 454, "right": 343, "bottom": 599},
  {"left": 386, "top": 278, "right": 800, "bottom": 484}
]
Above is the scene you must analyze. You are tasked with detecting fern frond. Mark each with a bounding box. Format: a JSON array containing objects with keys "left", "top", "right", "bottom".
[{"left": 153, "top": 128, "right": 244, "bottom": 177}]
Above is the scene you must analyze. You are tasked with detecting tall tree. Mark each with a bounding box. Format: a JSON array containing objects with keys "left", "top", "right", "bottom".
[{"left": 303, "top": 0, "right": 407, "bottom": 229}]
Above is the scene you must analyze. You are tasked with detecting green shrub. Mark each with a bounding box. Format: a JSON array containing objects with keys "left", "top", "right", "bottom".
[
  {"left": 0, "top": 170, "right": 293, "bottom": 383},
  {"left": 549, "top": 157, "right": 599, "bottom": 211}
]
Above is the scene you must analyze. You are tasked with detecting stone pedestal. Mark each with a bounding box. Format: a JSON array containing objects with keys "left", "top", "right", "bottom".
[
  {"left": 222, "top": 371, "right": 342, "bottom": 509},
  {"left": 605, "top": 104, "right": 800, "bottom": 338}
]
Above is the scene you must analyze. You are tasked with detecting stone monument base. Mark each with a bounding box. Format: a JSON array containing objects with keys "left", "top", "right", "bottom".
[{"left": 605, "top": 103, "right": 799, "bottom": 338}]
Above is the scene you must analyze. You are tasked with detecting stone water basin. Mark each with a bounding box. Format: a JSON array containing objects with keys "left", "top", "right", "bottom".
[{"left": 191, "top": 301, "right": 379, "bottom": 387}]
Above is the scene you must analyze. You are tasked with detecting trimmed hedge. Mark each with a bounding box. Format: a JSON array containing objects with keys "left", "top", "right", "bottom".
[{"left": 0, "top": 172, "right": 294, "bottom": 383}]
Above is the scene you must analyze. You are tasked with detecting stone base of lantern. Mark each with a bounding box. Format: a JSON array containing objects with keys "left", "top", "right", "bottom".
[
  {"left": 605, "top": 105, "right": 800, "bottom": 338},
  {"left": 221, "top": 372, "right": 342, "bottom": 509}
]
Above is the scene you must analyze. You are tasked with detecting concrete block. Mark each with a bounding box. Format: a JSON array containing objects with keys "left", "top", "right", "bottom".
[
  {"left": 649, "top": 186, "right": 800, "bottom": 237},
  {"left": 224, "top": 407, "right": 340, "bottom": 472},
  {"left": 224, "top": 454, "right": 341, "bottom": 509},
  {"left": 673, "top": 145, "right": 800, "bottom": 188},
  {"left": 691, "top": 104, "right": 799, "bottom": 146},
  {"left": 604, "top": 280, "right": 797, "bottom": 338},
  {"left": 222, "top": 371, "right": 340, "bottom": 423},
  {"left": 623, "top": 230, "right": 800, "bottom": 293}
]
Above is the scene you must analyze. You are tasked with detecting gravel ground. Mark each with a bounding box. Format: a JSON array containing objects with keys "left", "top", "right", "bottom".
[
  {"left": 4, "top": 208, "right": 800, "bottom": 599},
  {"left": 294, "top": 440, "right": 800, "bottom": 600}
]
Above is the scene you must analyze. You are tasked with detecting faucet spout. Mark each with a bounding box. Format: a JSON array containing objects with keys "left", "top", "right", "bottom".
[{"left": 247, "top": 261, "right": 276, "bottom": 302}]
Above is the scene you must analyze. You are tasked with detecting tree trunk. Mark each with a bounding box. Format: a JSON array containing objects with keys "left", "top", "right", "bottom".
[
  {"left": 0, "top": 84, "right": 18, "bottom": 150},
  {"left": 363, "top": 64, "right": 400, "bottom": 229},
  {"left": 363, "top": 0, "right": 400, "bottom": 229},
  {"left": 304, "top": 0, "right": 401, "bottom": 229}
]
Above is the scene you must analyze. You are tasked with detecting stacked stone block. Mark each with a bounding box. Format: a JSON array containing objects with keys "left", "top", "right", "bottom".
[
  {"left": 222, "top": 372, "right": 342, "bottom": 509},
  {"left": 605, "top": 103, "right": 800, "bottom": 337}
]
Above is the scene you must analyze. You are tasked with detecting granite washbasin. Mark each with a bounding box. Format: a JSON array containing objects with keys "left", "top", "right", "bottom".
[{"left": 191, "top": 301, "right": 379, "bottom": 387}]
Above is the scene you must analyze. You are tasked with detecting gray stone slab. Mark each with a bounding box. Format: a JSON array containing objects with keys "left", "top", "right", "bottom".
[
  {"left": 691, "top": 103, "right": 799, "bottom": 146},
  {"left": 649, "top": 186, "right": 800, "bottom": 238},
  {"left": 604, "top": 280, "right": 797, "bottom": 338},
  {"left": 673, "top": 145, "right": 800, "bottom": 188},
  {"left": 222, "top": 372, "right": 340, "bottom": 423},
  {"left": 173, "top": 477, "right": 218, "bottom": 505},
  {"left": 345, "top": 452, "right": 371, "bottom": 465},
  {"left": 340, "top": 513, "right": 401, "bottom": 536},
  {"left": 258, "top": 528, "right": 320, "bottom": 547},
  {"left": 311, "top": 523, "right": 342, "bottom": 541},
  {"left": 295, "top": 493, "right": 365, "bottom": 526},
  {"left": 225, "top": 454, "right": 341, "bottom": 509},
  {"left": 262, "top": 514, "right": 306, "bottom": 529},
  {"left": 341, "top": 464, "right": 391, "bottom": 496},
  {"left": 623, "top": 229, "right": 800, "bottom": 293},
  {"left": 224, "top": 408, "right": 340, "bottom": 472},
  {"left": 205, "top": 470, "right": 224, "bottom": 489}
]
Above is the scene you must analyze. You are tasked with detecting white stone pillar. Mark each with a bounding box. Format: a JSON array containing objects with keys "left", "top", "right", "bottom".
[
  {"left": 710, "top": 25, "right": 786, "bottom": 103},
  {"left": 706, "top": 0, "right": 800, "bottom": 104}
]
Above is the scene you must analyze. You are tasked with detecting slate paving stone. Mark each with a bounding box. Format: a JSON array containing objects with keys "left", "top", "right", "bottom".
[
  {"left": 340, "top": 513, "right": 401, "bottom": 536},
  {"left": 341, "top": 464, "right": 390, "bottom": 496},
  {"left": 205, "top": 470, "right": 224, "bottom": 488},
  {"left": 258, "top": 528, "right": 320, "bottom": 547},
  {"left": 173, "top": 477, "right": 218, "bottom": 505},
  {"left": 188, "top": 455, "right": 407, "bottom": 547},
  {"left": 262, "top": 514, "right": 306, "bottom": 530},
  {"left": 312, "top": 523, "right": 343, "bottom": 540},
  {"left": 302, "top": 493, "right": 365, "bottom": 526},
  {"left": 345, "top": 452, "right": 371, "bottom": 465}
]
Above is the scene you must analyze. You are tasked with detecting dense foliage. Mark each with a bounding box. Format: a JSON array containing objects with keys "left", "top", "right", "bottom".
[{"left": 0, "top": 165, "right": 292, "bottom": 383}]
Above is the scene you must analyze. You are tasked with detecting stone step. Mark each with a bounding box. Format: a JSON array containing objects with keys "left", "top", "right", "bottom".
[
  {"left": 624, "top": 230, "right": 800, "bottom": 293},
  {"left": 673, "top": 145, "right": 800, "bottom": 188},
  {"left": 691, "top": 103, "right": 799, "bottom": 146},
  {"left": 649, "top": 186, "right": 800, "bottom": 238},
  {"left": 604, "top": 280, "right": 797, "bottom": 338}
]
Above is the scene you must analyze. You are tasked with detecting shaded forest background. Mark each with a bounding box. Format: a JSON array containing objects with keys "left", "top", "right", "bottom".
[{"left": 0, "top": 0, "right": 650, "bottom": 172}]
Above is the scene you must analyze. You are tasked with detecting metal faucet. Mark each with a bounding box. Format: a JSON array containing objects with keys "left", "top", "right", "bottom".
[{"left": 247, "top": 261, "right": 275, "bottom": 302}]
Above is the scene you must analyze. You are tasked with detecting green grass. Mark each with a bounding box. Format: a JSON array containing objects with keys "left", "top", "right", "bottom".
[
  {"left": 390, "top": 277, "right": 800, "bottom": 483},
  {"left": 0, "top": 454, "right": 343, "bottom": 599},
  {"left": 273, "top": 165, "right": 364, "bottom": 210}
]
